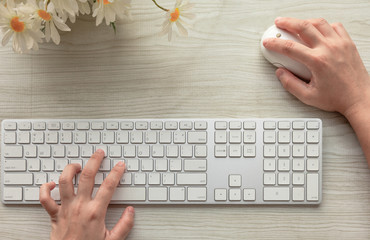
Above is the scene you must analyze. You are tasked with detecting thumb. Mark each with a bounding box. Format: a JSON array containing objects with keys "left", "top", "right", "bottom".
[
  {"left": 108, "top": 206, "right": 135, "bottom": 240},
  {"left": 276, "top": 68, "right": 312, "bottom": 104}
]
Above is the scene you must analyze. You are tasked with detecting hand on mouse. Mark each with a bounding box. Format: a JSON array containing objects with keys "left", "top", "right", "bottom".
[
  {"left": 40, "top": 149, "right": 135, "bottom": 240},
  {"left": 263, "top": 17, "right": 370, "bottom": 166},
  {"left": 263, "top": 17, "right": 370, "bottom": 115}
]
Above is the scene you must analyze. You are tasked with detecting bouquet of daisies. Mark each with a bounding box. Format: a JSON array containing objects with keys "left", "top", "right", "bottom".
[{"left": 0, "top": 0, "right": 195, "bottom": 53}]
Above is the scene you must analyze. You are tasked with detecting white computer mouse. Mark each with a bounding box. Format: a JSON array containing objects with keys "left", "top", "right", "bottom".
[{"left": 261, "top": 25, "right": 312, "bottom": 80}]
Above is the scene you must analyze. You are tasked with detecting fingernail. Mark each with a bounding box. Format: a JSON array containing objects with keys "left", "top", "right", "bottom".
[
  {"left": 116, "top": 161, "right": 125, "bottom": 167},
  {"left": 96, "top": 149, "right": 104, "bottom": 154},
  {"left": 126, "top": 206, "right": 135, "bottom": 216},
  {"left": 275, "top": 17, "right": 282, "bottom": 23},
  {"left": 276, "top": 69, "right": 284, "bottom": 78}
]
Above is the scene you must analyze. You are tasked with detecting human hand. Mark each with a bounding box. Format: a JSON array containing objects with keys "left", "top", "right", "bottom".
[
  {"left": 263, "top": 17, "right": 370, "bottom": 117},
  {"left": 40, "top": 149, "right": 135, "bottom": 240}
]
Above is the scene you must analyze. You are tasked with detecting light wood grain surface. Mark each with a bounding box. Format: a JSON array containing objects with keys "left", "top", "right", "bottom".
[{"left": 1, "top": 0, "right": 370, "bottom": 239}]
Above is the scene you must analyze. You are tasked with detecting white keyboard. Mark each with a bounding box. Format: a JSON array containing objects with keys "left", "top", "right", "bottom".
[{"left": 1, "top": 119, "right": 322, "bottom": 205}]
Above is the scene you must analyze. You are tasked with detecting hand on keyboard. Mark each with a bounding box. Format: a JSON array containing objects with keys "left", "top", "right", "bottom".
[{"left": 39, "top": 150, "right": 135, "bottom": 240}]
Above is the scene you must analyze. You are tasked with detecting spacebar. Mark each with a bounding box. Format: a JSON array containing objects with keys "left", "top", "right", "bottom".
[{"left": 111, "top": 187, "right": 146, "bottom": 201}]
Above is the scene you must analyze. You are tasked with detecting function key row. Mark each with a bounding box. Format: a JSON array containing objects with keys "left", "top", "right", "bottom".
[
  {"left": 4, "top": 121, "right": 208, "bottom": 131},
  {"left": 214, "top": 121, "right": 320, "bottom": 130}
]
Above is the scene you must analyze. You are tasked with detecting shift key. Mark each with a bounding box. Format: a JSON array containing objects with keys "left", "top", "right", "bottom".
[{"left": 4, "top": 173, "right": 33, "bottom": 185}]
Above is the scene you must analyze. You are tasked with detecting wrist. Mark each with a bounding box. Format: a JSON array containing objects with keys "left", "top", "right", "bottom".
[{"left": 343, "top": 87, "right": 370, "bottom": 121}]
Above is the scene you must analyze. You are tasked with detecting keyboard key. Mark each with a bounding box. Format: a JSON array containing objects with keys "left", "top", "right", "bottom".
[
  {"left": 120, "top": 121, "right": 134, "bottom": 130},
  {"left": 4, "top": 187, "right": 22, "bottom": 200},
  {"left": 214, "top": 188, "right": 227, "bottom": 201},
  {"left": 111, "top": 187, "right": 146, "bottom": 201},
  {"left": 307, "top": 121, "right": 320, "bottom": 130},
  {"left": 170, "top": 187, "right": 185, "bottom": 201},
  {"left": 106, "top": 121, "right": 119, "bottom": 130},
  {"left": 24, "top": 187, "right": 40, "bottom": 201},
  {"left": 188, "top": 131, "right": 207, "bottom": 144},
  {"left": 34, "top": 122, "right": 46, "bottom": 130},
  {"left": 136, "top": 121, "right": 148, "bottom": 130},
  {"left": 4, "top": 160, "right": 26, "bottom": 171},
  {"left": 264, "top": 121, "right": 276, "bottom": 130},
  {"left": 188, "top": 187, "right": 207, "bottom": 201},
  {"left": 165, "top": 121, "right": 178, "bottom": 130},
  {"left": 229, "top": 145, "right": 241, "bottom": 158},
  {"left": 62, "top": 122, "right": 75, "bottom": 130},
  {"left": 243, "top": 145, "right": 256, "bottom": 158},
  {"left": 292, "top": 121, "right": 305, "bottom": 130},
  {"left": 293, "top": 187, "right": 304, "bottom": 202},
  {"left": 177, "top": 173, "right": 207, "bottom": 185},
  {"left": 91, "top": 121, "right": 104, "bottom": 130},
  {"left": 4, "top": 132, "right": 16, "bottom": 144},
  {"left": 47, "top": 122, "right": 60, "bottom": 130},
  {"left": 229, "top": 121, "right": 242, "bottom": 130},
  {"left": 307, "top": 159, "right": 319, "bottom": 171},
  {"left": 214, "top": 145, "right": 227, "bottom": 158},
  {"left": 215, "top": 121, "right": 227, "bottom": 130},
  {"left": 18, "top": 122, "right": 31, "bottom": 130},
  {"left": 3, "top": 146, "right": 23, "bottom": 158},
  {"left": 195, "top": 145, "right": 207, "bottom": 158},
  {"left": 307, "top": 173, "right": 319, "bottom": 201},
  {"left": 264, "top": 187, "right": 290, "bottom": 201},
  {"left": 243, "top": 189, "right": 256, "bottom": 201},
  {"left": 149, "top": 187, "right": 167, "bottom": 201},
  {"left": 162, "top": 173, "right": 175, "bottom": 185},
  {"left": 229, "top": 189, "right": 241, "bottom": 201},
  {"left": 194, "top": 121, "right": 207, "bottom": 130},
  {"left": 215, "top": 131, "right": 227, "bottom": 144},
  {"left": 77, "top": 122, "right": 90, "bottom": 130},
  {"left": 229, "top": 174, "right": 241, "bottom": 187},
  {"left": 184, "top": 159, "right": 207, "bottom": 172},
  {"left": 243, "top": 121, "right": 256, "bottom": 130},
  {"left": 179, "top": 121, "right": 192, "bottom": 130}
]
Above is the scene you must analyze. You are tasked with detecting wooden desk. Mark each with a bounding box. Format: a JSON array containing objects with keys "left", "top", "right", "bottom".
[{"left": 1, "top": 0, "right": 370, "bottom": 239}]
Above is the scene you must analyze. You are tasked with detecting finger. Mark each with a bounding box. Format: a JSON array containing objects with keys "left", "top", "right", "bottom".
[
  {"left": 39, "top": 182, "right": 59, "bottom": 217},
  {"left": 331, "top": 22, "right": 352, "bottom": 40},
  {"left": 77, "top": 149, "right": 105, "bottom": 198},
  {"left": 109, "top": 206, "right": 135, "bottom": 240},
  {"left": 275, "top": 17, "right": 324, "bottom": 47},
  {"left": 94, "top": 161, "right": 125, "bottom": 207},
  {"left": 308, "top": 18, "right": 337, "bottom": 38},
  {"left": 276, "top": 68, "right": 313, "bottom": 104},
  {"left": 59, "top": 164, "right": 81, "bottom": 203},
  {"left": 263, "top": 37, "right": 314, "bottom": 67}
]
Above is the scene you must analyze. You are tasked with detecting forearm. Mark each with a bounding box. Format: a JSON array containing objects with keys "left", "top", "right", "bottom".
[{"left": 344, "top": 88, "right": 370, "bottom": 167}]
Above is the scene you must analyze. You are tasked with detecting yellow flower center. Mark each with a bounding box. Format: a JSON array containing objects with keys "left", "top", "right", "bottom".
[
  {"left": 170, "top": 8, "right": 180, "bottom": 22},
  {"left": 38, "top": 10, "right": 52, "bottom": 21},
  {"left": 97, "top": 0, "right": 111, "bottom": 4},
  {"left": 10, "top": 16, "right": 25, "bottom": 32}
]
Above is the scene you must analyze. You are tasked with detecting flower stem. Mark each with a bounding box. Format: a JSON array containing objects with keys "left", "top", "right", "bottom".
[{"left": 152, "top": 0, "right": 169, "bottom": 12}]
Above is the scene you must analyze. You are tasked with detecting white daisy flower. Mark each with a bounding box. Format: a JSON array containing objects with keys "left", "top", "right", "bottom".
[
  {"left": 0, "top": 0, "right": 43, "bottom": 53},
  {"left": 92, "top": 0, "right": 131, "bottom": 26},
  {"left": 23, "top": 0, "right": 70, "bottom": 45},
  {"left": 50, "top": 0, "right": 79, "bottom": 17},
  {"left": 78, "top": 0, "right": 91, "bottom": 15},
  {"left": 160, "top": 0, "right": 195, "bottom": 41}
]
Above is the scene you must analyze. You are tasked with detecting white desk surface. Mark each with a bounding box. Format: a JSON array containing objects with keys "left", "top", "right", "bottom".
[{"left": 1, "top": 0, "right": 370, "bottom": 239}]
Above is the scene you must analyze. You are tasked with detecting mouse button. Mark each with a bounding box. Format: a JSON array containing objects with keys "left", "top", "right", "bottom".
[{"left": 272, "top": 62, "right": 286, "bottom": 68}]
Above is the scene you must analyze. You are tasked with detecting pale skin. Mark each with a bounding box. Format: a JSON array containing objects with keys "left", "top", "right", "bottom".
[
  {"left": 263, "top": 17, "right": 370, "bottom": 167},
  {"left": 39, "top": 149, "right": 135, "bottom": 240},
  {"left": 39, "top": 17, "right": 370, "bottom": 240}
]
